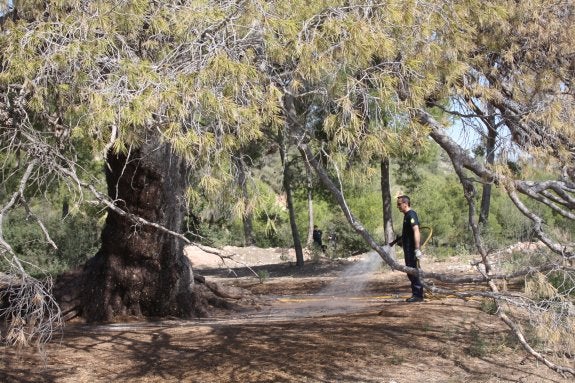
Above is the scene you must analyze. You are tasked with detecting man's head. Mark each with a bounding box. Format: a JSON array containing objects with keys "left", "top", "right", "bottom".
[{"left": 396, "top": 195, "right": 411, "bottom": 213}]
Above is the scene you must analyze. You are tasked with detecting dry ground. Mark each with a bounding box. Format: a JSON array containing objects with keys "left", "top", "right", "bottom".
[{"left": 1, "top": 246, "right": 573, "bottom": 383}]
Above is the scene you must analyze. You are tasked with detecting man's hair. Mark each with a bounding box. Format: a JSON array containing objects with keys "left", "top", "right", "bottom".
[{"left": 397, "top": 195, "right": 411, "bottom": 206}]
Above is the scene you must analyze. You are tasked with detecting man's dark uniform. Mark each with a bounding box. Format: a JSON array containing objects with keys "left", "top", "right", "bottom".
[
  {"left": 312, "top": 228, "right": 324, "bottom": 250},
  {"left": 402, "top": 210, "right": 424, "bottom": 299}
]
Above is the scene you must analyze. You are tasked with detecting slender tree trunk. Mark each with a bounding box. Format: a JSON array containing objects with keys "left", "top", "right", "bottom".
[
  {"left": 279, "top": 140, "right": 304, "bottom": 267},
  {"left": 241, "top": 200, "right": 255, "bottom": 246},
  {"left": 61, "top": 197, "right": 69, "bottom": 218},
  {"left": 280, "top": 92, "right": 305, "bottom": 266},
  {"left": 235, "top": 156, "right": 255, "bottom": 246},
  {"left": 380, "top": 158, "right": 395, "bottom": 244},
  {"left": 479, "top": 110, "right": 497, "bottom": 225},
  {"left": 81, "top": 136, "right": 196, "bottom": 322},
  {"left": 284, "top": 171, "right": 304, "bottom": 266},
  {"left": 303, "top": 155, "right": 314, "bottom": 246}
]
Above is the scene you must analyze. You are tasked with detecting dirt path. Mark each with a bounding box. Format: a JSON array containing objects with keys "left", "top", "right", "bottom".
[{"left": 1, "top": 247, "right": 572, "bottom": 382}]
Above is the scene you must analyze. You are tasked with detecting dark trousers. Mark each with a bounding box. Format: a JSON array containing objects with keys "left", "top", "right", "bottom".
[{"left": 404, "top": 253, "right": 424, "bottom": 298}]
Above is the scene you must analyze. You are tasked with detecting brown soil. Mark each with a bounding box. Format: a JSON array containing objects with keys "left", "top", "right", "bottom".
[{"left": 1, "top": 246, "right": 572, "bottom": 383}]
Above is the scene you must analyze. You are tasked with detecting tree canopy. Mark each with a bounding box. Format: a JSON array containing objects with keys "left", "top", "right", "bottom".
[{"left": 1, "top": 0, "right": 574, "bottom": 376}]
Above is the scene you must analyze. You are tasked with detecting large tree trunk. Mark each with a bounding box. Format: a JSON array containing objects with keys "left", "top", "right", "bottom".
[{"left": 81, "top": 137, "right": 196, "bottom": 322}]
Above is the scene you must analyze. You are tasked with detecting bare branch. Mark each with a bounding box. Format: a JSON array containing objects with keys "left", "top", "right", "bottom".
[
  {"left": 0, "top": 258, "right": 63, "bottom": 350},
  {"left": 416, "top": 107, "right": 574, "bottom": 376},
  {"left": 0, "top": 161, "right": 37, "bottom": 254},
  {"left": 417, "top": 109, "right": 574, "bottom": 261},
  {"left": 507, "top": 186, "right": 573, "bottom": 259},
  {"left": 498, "top": 310, "right": 575, "bottom": 376}
]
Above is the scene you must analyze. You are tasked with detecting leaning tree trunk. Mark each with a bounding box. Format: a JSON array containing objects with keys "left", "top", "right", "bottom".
[{"left": 81, "top": 137, "right": 196, "bottom": 322}]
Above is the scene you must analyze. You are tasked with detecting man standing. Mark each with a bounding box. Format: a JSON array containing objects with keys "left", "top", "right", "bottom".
[
  {"left": 312, "top": 225, "right": 325, "bottom": 252},
  {"left": 397, "top": 195, "right": 424, "bottom": 302}
]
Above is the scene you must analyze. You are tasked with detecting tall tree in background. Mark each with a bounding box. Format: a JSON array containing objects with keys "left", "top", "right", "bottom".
[
  {"left": 303, "top": 157, "right": 315, "bottom": 247},
  {"left": 278, "top": 127, "right": 305, "bottom": 267},
  {"left": 477, "top": 105, "right": 498, "bottom": 226},
  {"left": 233, "top": 152, "right": 255, "bottom": 246},
  {"left": 380, "top": 158, "right": 394, "bottom": 244}
]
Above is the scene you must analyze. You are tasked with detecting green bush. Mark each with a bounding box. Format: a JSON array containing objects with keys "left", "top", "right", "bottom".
[
  {"left": 546, "top": 271, "right": 575, "bottom": 298},
  {"left": 480, "top": 298, "right": 498, "bottom": 315},
  {"left": 467, "top": 326, "right": 488, "bottom": 357},
  {"left": 257, "top": 269, "right": 269, "bottom": 283},
  {"left": 3, "top": 206, "right": 101, "bottom": 277},
  {"left": 54, "top": 214, "right": 101, "bottom": 268},
  {"left": 323, "top": 215, "right": 370, "bottom": 257}
]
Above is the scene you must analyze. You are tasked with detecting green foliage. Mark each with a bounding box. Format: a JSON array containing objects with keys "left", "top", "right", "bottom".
[
  {"left": 491, "top": 197, "right": 533, "bottom": 243},
  {"left": 256, "top": 269, "right": 269, "bottom": 284},
  {"left": 53, "top": 213, "right": 101, "bottom": 268},
  {"left": 480, "top": 298, "right": 498, "bottom": 315},
  {"left": 394, "top": 140, "right": 439, "bottom": 194},
  {"left": 290, "top": 168, "right": 380, "bottom": 256},
  {"left": 2, "top": 0, "right": 573, "bottom": 282},
  {"left": 235, "top": 136, "right": 574, "bottom": 259},
  {"left": 466, "top": 325, "right": 488, "bottom": 358},
  {"left": 3, "top": 204, "right": 101, "bottom": 277},
  {"left": 4, "top": 209, "right": 56, "bottom": 269},
  {"left": 346, "top": 186, "right": 384, "bottom": 237},
  {"left": 547, "top": 271, "right": 575, "bottom": 298},
  {"left": 187, "top": 222, "right": 230, "bottom": 248},
  {"left": 323, "top": 215, "right": 370, "bottom": 257},
  {"left": 411, "top": 175, "right": 463, "bottom": 245}
]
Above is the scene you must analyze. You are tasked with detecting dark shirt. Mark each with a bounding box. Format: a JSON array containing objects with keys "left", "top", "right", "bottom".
[
  {"left": 401, "top": 210, "right": 420, "bottom": 254},
  {"left": 312, "top": 229, "right": 323, "bottom": 245}
]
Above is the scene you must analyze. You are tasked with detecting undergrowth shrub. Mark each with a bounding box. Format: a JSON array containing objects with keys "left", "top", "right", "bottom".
[
  {"left": 480, "top": 298, "right": 498, "bottom": 315},
  {"left": 467, "top": 325, "right": 488, "bottom": 357},
  {"left": 3, "top": 207, "right": 101, "bottom": 277}
]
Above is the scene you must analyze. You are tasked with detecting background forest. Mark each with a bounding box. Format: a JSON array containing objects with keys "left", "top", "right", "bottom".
[
  {"left": 3, "top": 137, "right": 573, "bottom": 276},
  {"left": 1, "top": 0, "right": 574, "bottom": 378}
]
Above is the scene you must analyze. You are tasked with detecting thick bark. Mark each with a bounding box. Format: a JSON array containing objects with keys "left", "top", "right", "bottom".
[{"left": 81, "top": 137, "right": 196, "bottom": 322}]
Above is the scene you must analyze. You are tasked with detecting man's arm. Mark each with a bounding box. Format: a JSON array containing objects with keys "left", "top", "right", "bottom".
[
  {"left": 413, "top": 224, "right": 423, "bottom": 260},
  {"left": 413, "top": 225, "right": 421, "bottom": 249},
  {"left": 389, "top": 235, "right": 402, "bottom": 247}
]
